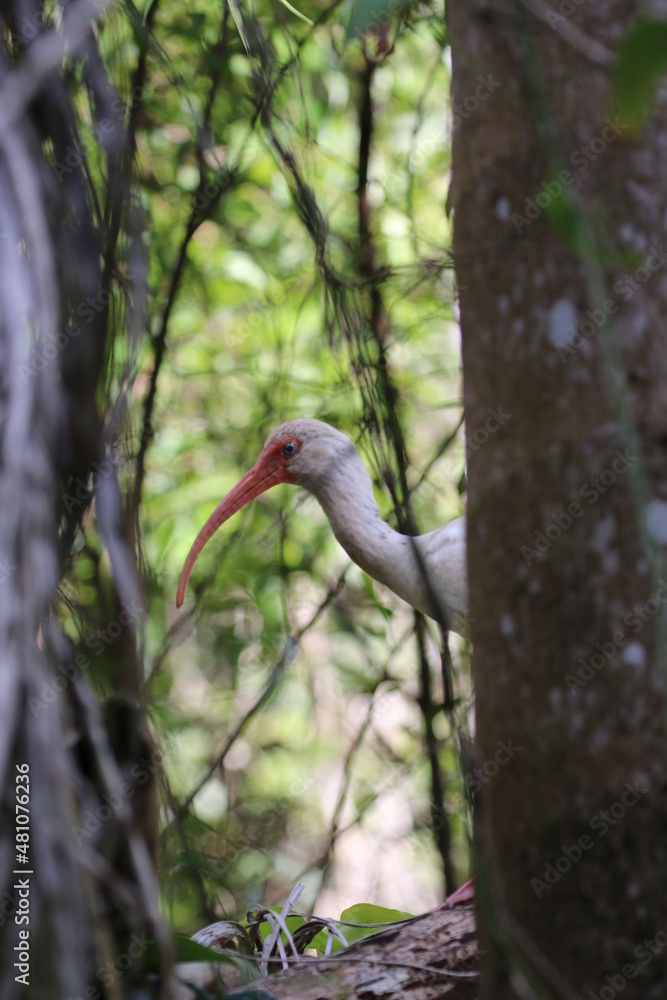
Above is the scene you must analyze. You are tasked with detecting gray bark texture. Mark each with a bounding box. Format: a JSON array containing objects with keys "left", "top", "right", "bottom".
[
  {"left": 450, "top": 1, "right": 667, "bottom": 998},
  {"left": 0, "top": 3, "right": 167, "bottom": 998}
]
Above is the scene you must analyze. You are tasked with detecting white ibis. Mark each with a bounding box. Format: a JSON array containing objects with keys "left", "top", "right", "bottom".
[
  {"left": 176, "top": 418, "right": 468, "bottom": 633},
  {"left": 176, "top": 418, "right": 474, "bottom": 907}
]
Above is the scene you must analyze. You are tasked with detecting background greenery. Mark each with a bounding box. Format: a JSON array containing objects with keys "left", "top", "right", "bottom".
[{"left": 63, "top": 0, "right": 470, "bottom": 935}]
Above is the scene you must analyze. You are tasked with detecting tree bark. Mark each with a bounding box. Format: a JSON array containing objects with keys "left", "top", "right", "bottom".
[
  {"left": 450, "top": 1, "right": 667, "bottom": 998},
  {"left": 0, "top": 5, "right": 167, "bottom": 998}
]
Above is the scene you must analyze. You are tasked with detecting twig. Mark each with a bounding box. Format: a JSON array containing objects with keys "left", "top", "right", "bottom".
[
  {"left": 415, "top": 615, "right": 457, "bottom": 895},
  {"left": 128, "top": 0, "right": 235, "bottom": 523},
  {"left": 162, "top": 571, "right": 347, "bottom": 837}
]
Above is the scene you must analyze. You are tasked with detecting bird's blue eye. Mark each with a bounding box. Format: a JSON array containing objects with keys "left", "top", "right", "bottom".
[{"left": 283, "top": 441, "right": 297, "bottom": 456}]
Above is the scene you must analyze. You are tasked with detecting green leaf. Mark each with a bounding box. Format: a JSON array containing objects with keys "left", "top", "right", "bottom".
[
  {"left": 172, "top": 934, "right": 245, "bottom": 964},
  {"left": 346, "top": 0, "right": 411, "bottom": 42},
  {"left": 310, "top": 903, "right": 413, "bottom": 954},
  {"left": 340, "top": 902, "right": 413, "bottom": 925},
  {"left": 613, "top": 18, "right": 667, "bottom": 128}
]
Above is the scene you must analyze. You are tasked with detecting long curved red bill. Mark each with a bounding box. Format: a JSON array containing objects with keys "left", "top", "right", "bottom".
[{"left": 176, "top": 450, "right": 286, "bottom": 608}]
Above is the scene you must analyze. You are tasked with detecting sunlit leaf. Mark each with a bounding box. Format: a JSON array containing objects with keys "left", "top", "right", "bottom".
[{"left": 310, "top": 903, "right": 413, "bottom": 954}]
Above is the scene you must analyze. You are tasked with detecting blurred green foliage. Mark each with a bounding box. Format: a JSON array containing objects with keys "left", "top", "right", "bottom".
[
  {"left": 613, "top": 17, "right": 667, "bottom": 129},
  {"left": 67, "top": 0, "right": 471, "bottom": 935}
]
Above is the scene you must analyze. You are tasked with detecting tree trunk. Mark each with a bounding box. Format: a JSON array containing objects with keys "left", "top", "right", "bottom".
[
  {"left": 0, "top": 5, "right": 167, "bottom": 997},
  {"left": 450, "top": 1, "right": 667, "bottom": 998}
]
